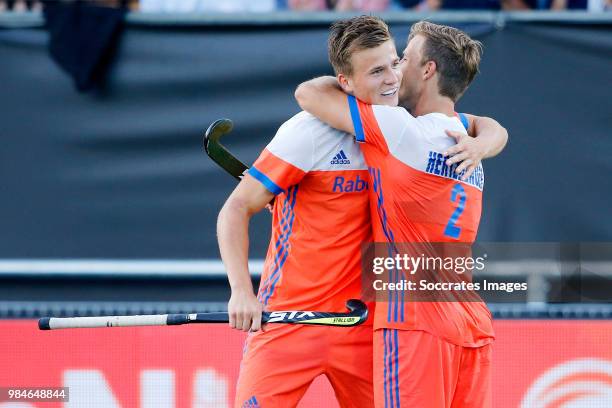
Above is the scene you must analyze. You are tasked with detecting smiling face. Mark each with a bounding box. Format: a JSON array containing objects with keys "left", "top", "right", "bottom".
[{"left": 339, "top": 40, "right": 402, "bottom": 106}]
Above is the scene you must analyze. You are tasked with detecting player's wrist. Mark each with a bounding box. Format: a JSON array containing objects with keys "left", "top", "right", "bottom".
[
  {"left": 474, "top": 137, "right": 492, "bottom": 159},
  {"left": 229, "top": 282, "right": 255, "bottom": 296}
]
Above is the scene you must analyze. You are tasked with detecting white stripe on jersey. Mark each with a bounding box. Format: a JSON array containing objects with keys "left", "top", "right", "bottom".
[
  {"left": 372, "top": 106, "right": 484, "bottom": 189},
  {"left": 266, "top": 111, "right": 367, "bottom": 172}
]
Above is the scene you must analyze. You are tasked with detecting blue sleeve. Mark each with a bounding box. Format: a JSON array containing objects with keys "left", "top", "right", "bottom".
[
  {"left": 347, "top": 95, "right": 366, "bottom": 142},
  {"left": 248, "top": 166, "right": 284, "bottom": 195},
  {"left": 457, "top": 112, "right": 469, "bottom": 131}
]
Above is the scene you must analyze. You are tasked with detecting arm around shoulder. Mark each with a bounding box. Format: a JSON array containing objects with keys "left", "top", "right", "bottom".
[
  {"left": 295, "top": 76, "right": 355, "bottom": 135},
  {"left": 465, "top": 114, "right": 508, "bottom": 158}
]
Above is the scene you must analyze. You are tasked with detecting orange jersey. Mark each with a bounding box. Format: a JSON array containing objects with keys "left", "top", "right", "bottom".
[
  {"left": 348, "top": 96, "right": 494, "bottom": 347},
  {"left": 249, "top": 111, "right": 373, "bottom": 320}
]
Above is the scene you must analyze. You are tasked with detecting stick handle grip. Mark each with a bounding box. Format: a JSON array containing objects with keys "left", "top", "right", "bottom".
[{"left": 39, "top": 314, "right": 173, "bottom": 330}]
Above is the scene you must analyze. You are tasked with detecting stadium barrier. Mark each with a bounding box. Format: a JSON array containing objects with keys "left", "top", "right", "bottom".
[{"left": 0, "top": 255, "right": 610, "bottom": 311}]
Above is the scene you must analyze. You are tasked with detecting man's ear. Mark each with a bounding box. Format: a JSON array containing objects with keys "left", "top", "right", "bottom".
[
  {"left": 338, "top": 73, "right": 353, "bottom": 94},
  {"left": 423, "top": 60, "right": 437, "bottom": 81}
]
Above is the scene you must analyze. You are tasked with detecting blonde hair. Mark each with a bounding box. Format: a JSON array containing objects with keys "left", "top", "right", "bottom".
[
  {"left": 328, "top": 16, "right": 391, "bottom": 76},
  {"left": 409, "top": 21, "right": 482, "bottom": 101}
]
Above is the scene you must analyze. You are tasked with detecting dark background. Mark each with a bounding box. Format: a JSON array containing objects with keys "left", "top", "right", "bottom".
[{"left": 1, "top": 17, "right": 610, "bottom": 259}]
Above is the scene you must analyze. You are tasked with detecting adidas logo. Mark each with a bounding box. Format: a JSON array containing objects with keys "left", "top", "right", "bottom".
[{"left": 330, "top": 150, "right": 350, "bottom": 165}]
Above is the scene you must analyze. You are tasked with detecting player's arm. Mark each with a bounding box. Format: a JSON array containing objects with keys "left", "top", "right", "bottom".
[
  {"left": 465, "top": 114, "right": 508, "bottom": 158},
  {"left": 294, "top": 76, "right": 355, "bottom": 135},
  {"left": 217, "top": 176, "right": 273, "bottom": 332},
  {"left": 296, "top": 76, "right": 405, "bottom": 154},
  {"left": 218, "top": 118, "right": 313, "bottom": 332},
  {"left": 444, "top": 114, "right": 508, "bottom": 180}
]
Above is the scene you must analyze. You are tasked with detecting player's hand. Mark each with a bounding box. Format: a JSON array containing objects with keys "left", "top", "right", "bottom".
[
  {"left": 443, "top": 130, "right": 490, "bottom": 181},
  {"left": 228, "top": 289, "right": 264, "bottom": 332}
]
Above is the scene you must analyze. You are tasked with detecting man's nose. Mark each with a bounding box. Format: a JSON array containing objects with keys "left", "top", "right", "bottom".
[{"left": 385, "top": 68, "right": 400, "bottom": 84}]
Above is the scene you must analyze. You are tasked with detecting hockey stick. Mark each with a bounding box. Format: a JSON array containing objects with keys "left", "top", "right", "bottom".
[
  {"left": 203, "top": 118, "right": 275, "bottom": 206},
  {"left": 38, "top": 299, "right": 367, "bottom": 330},
  {"left": 203, "top": 118, "right": 249, "bottom": 181}
]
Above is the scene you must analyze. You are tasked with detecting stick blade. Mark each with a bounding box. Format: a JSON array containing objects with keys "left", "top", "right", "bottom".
[
  {"left": 346, "top": 299, "right": 368, "bottom": 324},
  {"left": 345, "top": 299, "right": 366, "bottom": 312},
  {"left": 203, "top": 118, "right": 248, "bottom": 181},
  {"left": 203, "top": 118, "right": 233, "bottom": 154}
]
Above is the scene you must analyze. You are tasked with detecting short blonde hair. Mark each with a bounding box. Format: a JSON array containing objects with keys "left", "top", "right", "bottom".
[
  {"left": 328, "top": 16, "right": 392, "bottom": 76},
  {"left": 409, "top": 21, "right": 482, "bottom": 101}
]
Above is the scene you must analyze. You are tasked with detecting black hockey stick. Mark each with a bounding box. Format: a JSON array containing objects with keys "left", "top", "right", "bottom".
[
  {"left": 38, "top": 299, "right": 368, "bottom": 330},
  {"left": 203, "top": 118, "right": 275, "bottom": 206},
  {"left": 203, "top": 118, "right": 249, "bottom": 181}
]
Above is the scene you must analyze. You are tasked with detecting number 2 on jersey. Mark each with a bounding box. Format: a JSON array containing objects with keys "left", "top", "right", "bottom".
[{"left": 444, "top": 183, "right": 466, "bottom": 239}]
